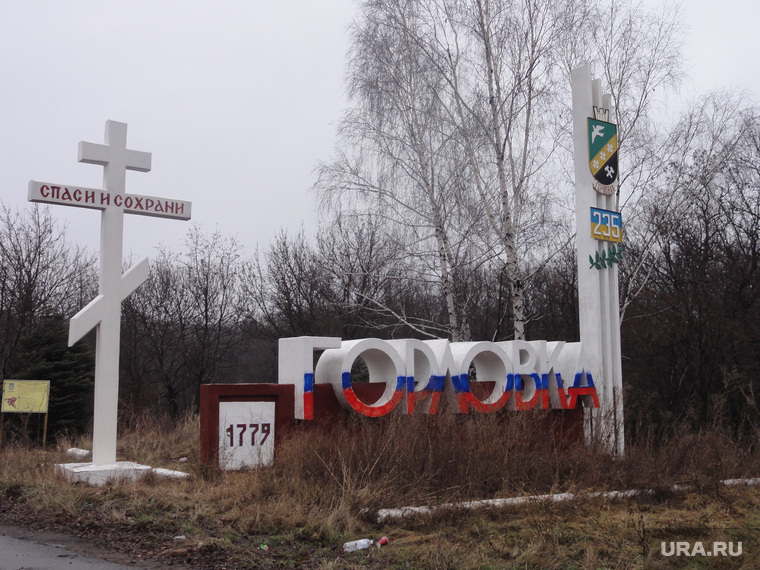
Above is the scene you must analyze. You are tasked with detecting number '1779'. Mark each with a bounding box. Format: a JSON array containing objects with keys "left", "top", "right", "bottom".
[{"left": 226, "top": 423, "right": 271, "bottom": 447}]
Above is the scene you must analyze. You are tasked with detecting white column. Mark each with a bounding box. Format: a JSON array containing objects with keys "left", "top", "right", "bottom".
[
  {"left": 572, "top": 66, "right": 624, "bottom": 454},
  {"left": 76, "top": 121, "right": 151, "bottom": 465}
]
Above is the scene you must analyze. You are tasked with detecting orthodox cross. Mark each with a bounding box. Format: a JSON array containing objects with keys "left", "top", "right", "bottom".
[{"left": 29, "top": 120, "right": 191, "bottom": 465}]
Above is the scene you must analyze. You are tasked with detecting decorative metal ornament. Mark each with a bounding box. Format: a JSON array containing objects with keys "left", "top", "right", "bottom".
[{"left": 589, "top": 244, "right": 625, "bottom": 270}]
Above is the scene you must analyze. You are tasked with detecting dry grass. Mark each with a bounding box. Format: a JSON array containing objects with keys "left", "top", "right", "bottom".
[{"left": 1, "top": 410, "right": 759, "bottom": 568}]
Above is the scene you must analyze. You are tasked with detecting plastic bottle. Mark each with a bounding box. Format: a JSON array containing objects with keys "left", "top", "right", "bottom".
[{"left": 343, "top": 538, "right": 374, "bottom": 552}]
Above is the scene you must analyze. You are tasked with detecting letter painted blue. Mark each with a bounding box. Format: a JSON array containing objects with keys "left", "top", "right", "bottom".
[
  {"left": 341, "top": 371, "right": 352, "bottom": 391},
  {"left": 572, "top": 371, "right": 595, "bottom": 388},
  {"left": 526, "top": 372, "right": 542, "bottom": 390},
  {"left": 304, "top": 372, "right": 314, "bottom": 393},
  {"left": 425, "top": 375, "right": 445, "bottom": 391},
  {"left": 451, "top": 373, "right": 470, "bottom": 394}
]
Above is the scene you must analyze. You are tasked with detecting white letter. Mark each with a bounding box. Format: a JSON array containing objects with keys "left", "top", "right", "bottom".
[
  {"left": 315, "top": 339, "right": 406, "bottom": 417},
  {"left": 278, "top": 336, "right": 341, "bottom": 419},
  {"left": 691, "top": 542, "right": 705, "bottom": 556}
]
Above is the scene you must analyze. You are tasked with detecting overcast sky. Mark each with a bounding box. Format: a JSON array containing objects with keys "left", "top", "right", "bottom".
[{"left": 1, "top": 0, "right": 758, "bottom": 260}]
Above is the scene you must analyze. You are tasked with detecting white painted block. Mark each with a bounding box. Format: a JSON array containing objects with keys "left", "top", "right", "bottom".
[{"left": 218, "top": 401, "right": 275, "bottom": 469}]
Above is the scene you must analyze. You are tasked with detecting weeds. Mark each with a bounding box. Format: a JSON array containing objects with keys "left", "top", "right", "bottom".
[{"left": 0, "top": 410, "right": 759, "bottom": 568}]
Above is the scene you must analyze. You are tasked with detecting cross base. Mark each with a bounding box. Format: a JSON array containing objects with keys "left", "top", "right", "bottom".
[{"left": 55, "top": 461, "right": 189, "bottom": 486}]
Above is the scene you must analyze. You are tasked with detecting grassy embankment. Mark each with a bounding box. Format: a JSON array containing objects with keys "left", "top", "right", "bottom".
[{"left": 1, "top": 411, "right": 760, "bottom": 568}]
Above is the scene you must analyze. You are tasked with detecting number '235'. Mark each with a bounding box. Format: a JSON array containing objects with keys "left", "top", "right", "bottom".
[{"left": 591, "top": 208, "right": 622, "bottom": 241}]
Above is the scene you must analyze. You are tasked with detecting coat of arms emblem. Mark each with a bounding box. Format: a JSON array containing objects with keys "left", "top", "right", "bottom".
[{"left": 588, "top": 117, "right": 618, "bottom": 195}]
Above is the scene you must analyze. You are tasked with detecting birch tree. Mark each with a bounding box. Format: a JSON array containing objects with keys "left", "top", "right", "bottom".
[
  {"left": 315, "top": 0, "right": 481, "bottom": 341},
  {"left": 586, "top": 0, "right": 684, "bottom": 320},
  {"left": 435, "top": 0, "right": 589, "bottom": 339},
  {"left": 318, "top": 0, "right": 684, "bottom": 340}
]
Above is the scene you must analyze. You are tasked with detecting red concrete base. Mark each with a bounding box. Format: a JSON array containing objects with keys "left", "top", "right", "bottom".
[
  {"left": 200, "top": 383, "right": 296, "bottom": 466},
  {"left": 200, "top": 382, "right": 586, "bottom": 467}
]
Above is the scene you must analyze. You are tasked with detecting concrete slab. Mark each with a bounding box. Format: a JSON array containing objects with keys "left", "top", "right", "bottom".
[{"left": 55, "top": 462, "right": 152, "bottom": 486}]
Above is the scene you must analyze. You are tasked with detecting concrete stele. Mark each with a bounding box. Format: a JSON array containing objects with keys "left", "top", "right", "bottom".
[{"left": 571, "top": 66, "right": 624, "bottom": 454}]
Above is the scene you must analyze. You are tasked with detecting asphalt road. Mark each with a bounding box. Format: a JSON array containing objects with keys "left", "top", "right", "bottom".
[{"left": 0, "top": 525, "right": 170, "bottom": 570}]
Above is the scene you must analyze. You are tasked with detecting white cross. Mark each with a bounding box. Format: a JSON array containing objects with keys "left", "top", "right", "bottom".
[{"left": 28, "top": 120, "right": 191, "bottom": 466}]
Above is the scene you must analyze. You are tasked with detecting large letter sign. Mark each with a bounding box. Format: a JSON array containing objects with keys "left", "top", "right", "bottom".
[
  {"left": 279, "top": 337, "right": 599, "bottom": 418},
  {"left": 203, "top": 71, "right": 628, "bottom": 465},
  {"left": 204, "top": 70, "right": 625, "bottom": 467}
]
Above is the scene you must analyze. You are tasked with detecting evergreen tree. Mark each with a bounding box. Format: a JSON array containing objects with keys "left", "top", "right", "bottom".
[{"left": 10, "top": 314, "right": 94, "bottom": 439}]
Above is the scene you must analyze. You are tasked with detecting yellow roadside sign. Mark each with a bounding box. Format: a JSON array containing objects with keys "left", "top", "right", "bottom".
[{"left": 2, "top": 380, "right": 50, "bottom": 413}]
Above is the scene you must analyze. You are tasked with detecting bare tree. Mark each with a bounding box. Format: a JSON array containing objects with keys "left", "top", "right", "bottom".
[
  {"left": 317, "top": 0, "right": 683, "bottom": 341},
  {"left": 317, "top": 213, "right": 452, "bottom": 338},
  {"left": 0, "top": 203, "right": 95, "bottom": 378},
  {"left": 315, "top": 0, "right": 483, "bottom": 341},
  {"left": 121, "top": 249, "right": 186, "bottom": 414},
  {"left": 561, "top": 0, "right": 684, "bottom": 320},
  {"left": 622, "top": 94, "right": 760, "bottom": 433},
  {"left": 122, "top": 226, "right": 250, "bottom": 416},
  {"left": 242, "top": 229, "right": 333, "bottom": 339},
  {"left": 437, "top": 0, "right": 591, "bottom": 339}
]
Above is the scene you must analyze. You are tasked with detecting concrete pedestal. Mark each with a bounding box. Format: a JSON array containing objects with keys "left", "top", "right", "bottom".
[
  {"left": 55, "top": 462, "right": 191, "bottom": 486},
  {"left": 55, "top": 462, "right": 153, "bottom": 486}
]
